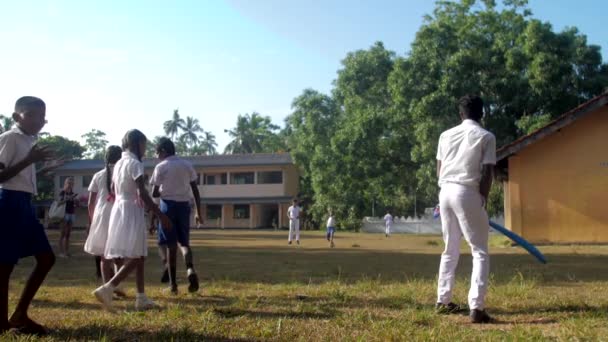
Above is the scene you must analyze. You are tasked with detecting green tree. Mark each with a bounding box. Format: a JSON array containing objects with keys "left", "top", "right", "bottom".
[
  {"left": 163, "top": 109, "right": 185, "bottom": 139},
  {"left": 36, "top": 135, "right": 86, "bottom": 200},
  {"left": 0, "top": 114, "right": 14, "bottom": 133},
  {"left": 224, "top": 113, "right": 281, "bottom": 154},
  {"left": 388, "top": 0, "right": 608, "bottom": 211},
  {"left": 81, "top": 129, "right": 108, "bottom": 159},
  {"left": 179, "top": 116, "right": 203, "bottom": 153},
  {"left": 199, "top": 131, "right": 218, "bottom": 155}
]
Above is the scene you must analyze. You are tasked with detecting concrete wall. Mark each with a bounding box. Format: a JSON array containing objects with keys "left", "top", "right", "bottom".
[{"left": 505, "top": 106, "right": 608, "bottom": 243}]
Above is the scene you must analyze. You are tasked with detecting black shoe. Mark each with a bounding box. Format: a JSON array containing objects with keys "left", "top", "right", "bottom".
[
  {"left": 188, "top": 270, "right": 199, "bottom": 293},
  {"left": 161, "top": 269, "right": 169, "bottom": 283},
  {"left": 296, "top": 240, "right": 300, "bottom": 245},
  {"left": 435, "top": 302, "right": 462, "bottom": 314},
  {"left": 169, "top": 285, "right": 178, "bottom": 295},
  {"left": 470, "top": 309, "right": 492, "bottom": 323}
]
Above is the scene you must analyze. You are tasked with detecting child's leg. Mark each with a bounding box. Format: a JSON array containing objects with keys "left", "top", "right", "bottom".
[
  {"left": 135, "top": 257, "right": 145, "bottom": 294},
  {"left": 95, "top": 256, "right": 102, "bottom": 279},
  {"left": 0, "top": 263, "right": 15, "bottom": 331},
  {"left": 9, "top": 251, "right": 55, "bottom": 327},
  {"left": 100, "top": 257, "right": 114, "bottom": 284},
  {"left": 64, "top": 221, "right": 73, "bottom": 256},
  {"left": 107, "top": 258, "right": 140, "bottom": 288},
  {"left": 167, "top": 244, "right": 178, "bottom": 289},
  {"left": 180, "top": 246, "right": 194, "bottom": 270}
]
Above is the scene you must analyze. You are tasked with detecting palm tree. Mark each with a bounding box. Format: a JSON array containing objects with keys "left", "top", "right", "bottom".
[
  {"left": 200, "top": 131, "right": 218, "bottom": 155},
  {"left": 163, "top": 109, "right": 185, "bottom": 139},
  {"left": 224, "top": 112, "right": 279, "bottom": 154},
  {"left": 179, "top": 116, "right": 203, "bottom": 152},
  {"left": 0, "top": 114, "right": 14, "bottom": 133}
]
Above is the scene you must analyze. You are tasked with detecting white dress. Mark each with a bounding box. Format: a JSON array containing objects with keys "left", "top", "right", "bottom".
[
  {"left": 105, "top": 152, "right": 148, "bottom": 258},
  {"left": 84, "top": 168, "right": 114, "bottom": 256}
]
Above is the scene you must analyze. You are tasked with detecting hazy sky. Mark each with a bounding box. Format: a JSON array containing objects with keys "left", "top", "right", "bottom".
[{"left": 1, "top": 0, "right": 606, "bottom": 152}]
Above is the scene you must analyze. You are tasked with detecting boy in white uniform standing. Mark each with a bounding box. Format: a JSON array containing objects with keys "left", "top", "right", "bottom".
[
  {"left": 383, "top": 211, "right": 393, "bottom": 237},
  {"left": 435, "top": 95, "right": 496, "bottom": 324},
  {"left": 287, "top": 199, "right": 302, "bottom": 245}
]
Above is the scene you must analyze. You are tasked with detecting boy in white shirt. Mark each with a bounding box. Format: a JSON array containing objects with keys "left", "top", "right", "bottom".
[
  {"left": 435, "top": 95, "right": 496, "bottom": 324},
  {"left": 326, "top": 210, "right": 336, "bottom": 248},
  {"left": 383, "top": 211, "right": 393, "bottom": 237},
  {"left": 287, "top": 199, "right": 302, "bottom": 245}
]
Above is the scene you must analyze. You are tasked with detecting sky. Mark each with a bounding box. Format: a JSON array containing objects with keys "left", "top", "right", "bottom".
[{"left": 0, "top": 0, "right": 606, "bottom": 153}]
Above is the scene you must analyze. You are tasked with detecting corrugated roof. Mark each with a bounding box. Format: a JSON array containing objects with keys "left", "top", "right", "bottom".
[
  {"left": 55, "top": 153, "right": 293, "bottom": 171},
  {"left": 497, "top": 92, "right": 608, "bottom": 162}
]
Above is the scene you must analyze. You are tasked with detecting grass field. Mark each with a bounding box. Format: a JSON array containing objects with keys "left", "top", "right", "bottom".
[{"left": 3, "top": 229, "right": 608, "bottom": 341}]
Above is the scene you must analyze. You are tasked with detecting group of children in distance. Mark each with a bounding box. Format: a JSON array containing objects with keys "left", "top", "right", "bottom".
[{"left": 287, "top": 199, "right": 336, "bottom": 248}]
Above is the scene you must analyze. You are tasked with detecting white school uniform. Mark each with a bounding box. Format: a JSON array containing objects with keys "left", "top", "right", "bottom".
[
  {"left": 436, "top": 119, "right": 496, "bottom": 310},
  {"left": 287, "top": 205, "right": 301, "bottom": 242},
  {"left": 0, "top": 127, "right": 37, "bottom": 194},
  {"left": 383, "top": 214, "right": 393, "bottom": 235},
  {"left": 84, "top": 167, "right": 114, "bottom": 256},
  {"left": 105, "top": 152, "right": 148, "bottom": 258}
]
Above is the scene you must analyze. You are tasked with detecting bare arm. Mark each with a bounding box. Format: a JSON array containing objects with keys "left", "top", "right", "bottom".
[
  {"left": 152, "top": 185, "right": 160, "bottom": 198},
  {"left": 480, "top": 165, "right": 493, "bottom": 203},
  {"left": 88, "top": 192, "right": 97, "bottom": 224},
  {"left": 436, "top": 160, "right": 442, "bottom": 179},
  {"left": 190, "top": 181, "right": 203, "bottom": 224},
  {"left": 0, "top": 144, "right": 53, "bottom": 183},
  {"left": 136, "top": 176, "right": 172, "bottom": 230}
]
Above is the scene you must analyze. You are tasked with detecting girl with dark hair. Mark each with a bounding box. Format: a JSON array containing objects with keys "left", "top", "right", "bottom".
[
  {"left": 93, "top": 130, "right": 172, "bottom": 311},
  {"left": 84, "top": 146, "right": 125, "bottom": 295}
]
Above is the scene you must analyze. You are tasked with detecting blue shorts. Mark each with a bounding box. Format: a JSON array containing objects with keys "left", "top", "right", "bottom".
[
  {"left": 64, "top": 213, "right": 75, "bottom": 223},
  {"left": 0, "top": 189, "right": 53, "bottom": 264},
  {"left": 327, "top": 227, "right": 336, "bottom": 235},
  {"left": 158, "top": 199, "right": 191, "bottom": 247}
]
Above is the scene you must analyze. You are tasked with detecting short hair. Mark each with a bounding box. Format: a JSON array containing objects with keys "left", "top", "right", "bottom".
[
  {"left": 156, "top": 137, "right": 176, "bottom": 156},
  {"left": 459, "top": 95, "right": 484, "bottom": 121},
  {"left": 14, "top": 96, "right": 45, "bottom": 113}
]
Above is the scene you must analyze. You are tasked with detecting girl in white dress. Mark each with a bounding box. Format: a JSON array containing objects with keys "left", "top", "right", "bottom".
[
  {"left": 84, "top": 145, "right": 126, "bottom": 295},
  {"left": 93, "top": 129, "right": 172, "bottom": 311}
]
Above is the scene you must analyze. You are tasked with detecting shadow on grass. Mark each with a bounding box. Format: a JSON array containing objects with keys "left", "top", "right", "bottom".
[
  {"left": 52, "top": 326, "right": 256, "bottom": 342},
  {"left": 492, "top": 304, "right": 608, "bottom": 316},
  {"left": 213, "top": 307, "right": 336, "bottom": 320},
  {"left": 164, "top": 295, "right": 235, "bottom": 306}
]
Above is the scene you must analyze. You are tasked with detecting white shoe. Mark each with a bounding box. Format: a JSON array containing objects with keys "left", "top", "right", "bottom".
[
  {"left": 135, "top": 295, "right": 158, "bottom": 311},
  {"left": 93, "top": 285, "right": 114, "bottom": 311}
]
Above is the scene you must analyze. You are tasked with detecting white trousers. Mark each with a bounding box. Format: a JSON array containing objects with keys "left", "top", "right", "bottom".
[
  {"left": 385, "top": 223, "right": 392, "bottom": 235},
  {"left": 437, "top": 183, "right": 489, "bottom": 310},
  {"left": 288, "top": 219, "right": 300, "bottom": 242}
]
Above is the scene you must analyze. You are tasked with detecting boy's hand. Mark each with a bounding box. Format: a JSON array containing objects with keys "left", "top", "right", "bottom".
[
  {"left": 159, "top": 213, "right": 173, "bottom": 231},
  {"left": 195, "top": 211, "right": 203, "bottom": 225},
  {"left": 27, "top": 144, "right": 54, "bottom": 163}
]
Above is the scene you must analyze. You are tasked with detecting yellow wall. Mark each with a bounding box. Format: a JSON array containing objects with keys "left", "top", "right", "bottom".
[{"left": 505, "top": 106, "right": 608, "bottom": 243}]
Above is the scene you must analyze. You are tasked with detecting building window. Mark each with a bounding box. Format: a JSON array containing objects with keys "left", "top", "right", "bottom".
[
  {"left": 82, "top": 175, "right": 93, "bottom": 188},
  {"left": 233, "top": 204, "right": 250, "bottom": 219},
  {"left": 59, "top": 176, "right": 73, "bottom": 190},
  {"left": 257, "top": 171, "right": 283, "bottom": 184},
  {"left": 205, "top": 174, "right": 215, "bottom": 185},
  {"left": 196, "top": 173, "right": 201, "bottom": 185},
  {"left": 206, "top": 204, "right": 222, "bottom": 220},
  {"left": 231, "top": 172, "right": 254, "bottom": 185},
  {"left": 221, "top": 173, "right": 227, "bottom": 184}
]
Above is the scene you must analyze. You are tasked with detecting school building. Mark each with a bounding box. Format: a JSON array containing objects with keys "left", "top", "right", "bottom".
[
  {"left": 49, "top": 153, "right": 299, "bottom": 229},
  {"left": 496, "top": 92, "right": 608, "bottom": 243}
]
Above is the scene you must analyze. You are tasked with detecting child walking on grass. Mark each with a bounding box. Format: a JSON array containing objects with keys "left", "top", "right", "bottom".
[{"left": 93, "top": 129, "right": 172, "bottom": 311}]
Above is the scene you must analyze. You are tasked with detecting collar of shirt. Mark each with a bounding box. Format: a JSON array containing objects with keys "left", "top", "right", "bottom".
[
  {"left": 461, "top": 119, "right": 481, "bottom": 127},
  {"left": 122, "top": 151, "right": 139, "bottom": 160},
  {"left": 11, "top": 126, "right": 37, "bottom": 141}
]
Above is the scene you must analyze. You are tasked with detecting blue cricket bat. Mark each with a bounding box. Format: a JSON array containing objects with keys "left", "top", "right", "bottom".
[{"left": 489, "top": 220, "right": 547, "bottom": 264}]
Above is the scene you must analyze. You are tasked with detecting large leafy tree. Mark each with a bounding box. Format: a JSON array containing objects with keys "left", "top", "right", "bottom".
[
  {"left": 199, "top": 131, "right": 218, "bottom": 155},
  {"left": 223, "top": 112, "right": 282, "bottom": 154},
  {"left": 81, "top": 129, "right": 108, "bottom": 159},
  {"left": 163, "top": 109, "right": 185, "bottom": 139}
]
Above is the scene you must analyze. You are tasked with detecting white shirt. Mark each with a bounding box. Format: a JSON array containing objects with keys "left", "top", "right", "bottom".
[
  {"left": 88, "top": 167, "right": 112, "bottom": 202},
  {"left": 113, "top": 152, "right": 144, "bottom": 200},
  {"left": 0, "top": 127, "right": 37, "bottom": 194},
  {"left": 288, "top": 205, "right": 301, "bottom": 220},
  {"left": 327, "top": 216, "right": 336, "bottom": 228},
  {"left": 384, "top": 214, "right": 393, "bottom": 225},
  {"left": 150, "top": 155, "right": 197, "bottom": 202},
  {"left": 436, "top": 119, "right": 496, "bottom": 188}
]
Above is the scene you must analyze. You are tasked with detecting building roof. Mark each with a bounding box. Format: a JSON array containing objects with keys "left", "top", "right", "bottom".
[
  {"left": 54, "top": 153, "right": 294, "bottom": 172},
  {"left": 497, "top": 92, "right": 608, "bottom": 162}
]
